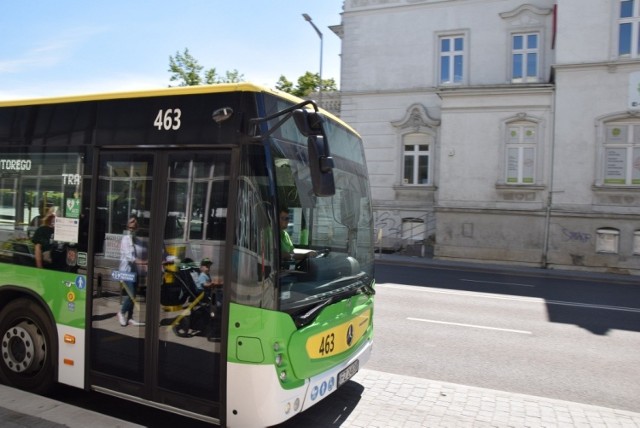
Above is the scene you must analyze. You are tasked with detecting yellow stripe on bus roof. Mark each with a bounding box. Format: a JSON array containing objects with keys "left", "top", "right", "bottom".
[{"left": 0, "top": 82, "right": 359, "bottom": 136}]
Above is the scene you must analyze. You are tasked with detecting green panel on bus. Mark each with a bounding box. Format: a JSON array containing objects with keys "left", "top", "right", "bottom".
[{"left": 0, "top": 263, "right": 86, "bottom": 328}]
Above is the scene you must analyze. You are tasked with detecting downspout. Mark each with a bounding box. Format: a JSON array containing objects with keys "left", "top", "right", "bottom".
[{"left": 541, "top": 74, "right": 557, "bottom": 268}]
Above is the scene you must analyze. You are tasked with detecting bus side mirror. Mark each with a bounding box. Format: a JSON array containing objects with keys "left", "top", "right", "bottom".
[
  {"left": 308, "top": 135, "right": 335, "bottom": 196},
  {"left": 293, "top": 109, "right": 324, "bottom": 136},
  {"left": 294, "top": 109, "right": 335, "bottom": 196}
]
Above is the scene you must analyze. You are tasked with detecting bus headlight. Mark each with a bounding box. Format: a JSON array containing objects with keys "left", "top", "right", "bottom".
[
  {"left": 279, "top": 370, "right": 287, "bottom": 381},
  {"left": 275, "top": 353, "right": 283, "bottom": 366}
]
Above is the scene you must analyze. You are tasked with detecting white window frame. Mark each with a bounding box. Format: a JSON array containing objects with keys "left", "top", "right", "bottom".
[
  {"left": 500, "top": 5, "right": 551, "bottom": 83},
  {"left": 436, "top": 30, "right": 469, "bottom": 86},
  {"left": 510, "top": 32, "right": 540, "bottom": 83},
  {"left": 505, "top": 124, "right": 537, "bottom": 184},
  {"left": 402, "top": 133, "right": 432, "bottom": 186},
  {"left": 601, "top": 121, "right": 640, "bottom": 186},
  {"left": 617, "top": 0, "right": 640, "bottom": 59},
  {"left": 499, "top": 114, "right": 544, "bottom": 187}
]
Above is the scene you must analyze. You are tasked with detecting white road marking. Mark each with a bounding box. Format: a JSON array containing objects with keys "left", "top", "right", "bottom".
[
  {"left": 460, "top": 278, "right": 534, "bottom": 287},
  {"left": 378, "top": 283, "right": 640, "bottom": 313},
  {"left": 407, "top": 317, "right": 532, "bottom": 335}
]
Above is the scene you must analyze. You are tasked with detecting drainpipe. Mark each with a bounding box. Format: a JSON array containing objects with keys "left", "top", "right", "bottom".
[{"left": 541, "top": 79, "right": 557, "bottom": 268}]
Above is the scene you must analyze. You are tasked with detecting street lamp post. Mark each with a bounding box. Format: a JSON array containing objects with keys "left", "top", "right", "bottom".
[{"left": 302, "top": 13, "right": 323, "bottom": 107}]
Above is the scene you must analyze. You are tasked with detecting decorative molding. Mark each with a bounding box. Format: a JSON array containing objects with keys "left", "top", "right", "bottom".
[
  {"left": 595, "top": 110, "right": 640, "bottom": 124},
  {"left": 499, "top": 4, "right": 553, "bottom": 20},
  {"left": 391, "top": 103, "right": 440, "bottom": 131},
  {"left": 505, "top": 112, "right": 542, "bottom": 124},
  {"left": 500, "top": 4, "right": 552, "bottom": 28}
]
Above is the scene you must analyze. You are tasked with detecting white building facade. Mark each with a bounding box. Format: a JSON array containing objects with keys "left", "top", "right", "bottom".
[{"left": 332, "top": 0, "right": 640, "bottom": 274}]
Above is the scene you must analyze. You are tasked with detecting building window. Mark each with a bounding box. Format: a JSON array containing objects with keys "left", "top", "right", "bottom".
[
  {"left": 439, "top": 35, "right": 465, "bottom": 85},
  {"left": 619, "top": 0, "right": 640, "bottom": 58},
  {"left": 511, "top": 32, "right": 539, "bottom": 82},
  {"left": 603, "top": 123, "right": 640, "bottom": 185},
  {"left": 403, "top": 134, "right": 431, "bottom": 185},
  {"left": 506, "top": 123, "right": 537, "bottom": 184}
]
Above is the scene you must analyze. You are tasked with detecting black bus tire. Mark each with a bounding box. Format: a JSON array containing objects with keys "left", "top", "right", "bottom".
[{"left": 0, "top": 298, "right": 56, "bottom": 394}]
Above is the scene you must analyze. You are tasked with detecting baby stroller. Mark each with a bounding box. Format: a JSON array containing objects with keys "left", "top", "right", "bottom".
[{"left": 161, "top": 261, "right": 220, "bottom": 340}]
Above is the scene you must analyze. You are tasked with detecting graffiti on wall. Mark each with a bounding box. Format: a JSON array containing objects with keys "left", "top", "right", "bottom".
[
  {"left": 556, "top": 225, "right": 592, "bottom": 243},
  {"left": 373, "top": 211, "right": 401, "bottom": 238}
]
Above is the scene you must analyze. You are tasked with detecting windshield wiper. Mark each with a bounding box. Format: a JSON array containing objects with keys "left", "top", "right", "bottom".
[
  {"left": 292, "top": 280, "right": 375, "bottom": 328},
  {"left": 293, "top": 297, "right": 334, "bottom": 328},
  {"left": 359, "top": 283, "right": 376, "bottom": 296}
]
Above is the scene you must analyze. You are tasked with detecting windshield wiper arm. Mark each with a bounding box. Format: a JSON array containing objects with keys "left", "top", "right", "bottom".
[
  {"left": 292, "top": 280, "right": 374, "bottom": 328},
  {"left": 359, "top": 283, "right": 376, "bottom": 296},
  {"left": 294, "top": 297, "right": 334, "bottom": 328}
]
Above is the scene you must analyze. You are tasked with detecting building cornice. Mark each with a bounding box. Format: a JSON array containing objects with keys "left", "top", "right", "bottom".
[
  {"left": 437, "top": 84, "right": 554, "bottom": 97},
  {"left": 553, "top": 59, "right": 640, "bottom": 71},
  {"left": 339, "top": 86, "right": 440, "bottom": 97}
]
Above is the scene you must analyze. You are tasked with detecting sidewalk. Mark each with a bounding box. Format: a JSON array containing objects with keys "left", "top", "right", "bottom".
[
  {"left": 287, "top": 368, "right": 640, "bottom": 428},
  {"left": 3, "top": 369, "right": 640, "bottom": 428},
  {"left": 374, "top": 252, "right": 640, "bottom": 285},
  {"left": 0, "top": 383, "right": 143, "bottom": 428}
]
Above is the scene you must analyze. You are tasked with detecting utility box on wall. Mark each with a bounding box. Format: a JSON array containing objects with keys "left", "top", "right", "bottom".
[{"left": 596, "top": 228, "right": 619, "bottom": 254}]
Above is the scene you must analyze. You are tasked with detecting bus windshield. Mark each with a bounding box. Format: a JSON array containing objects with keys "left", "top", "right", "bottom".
[{"left": 269, "top": 107, "right": 375, "bottom": 316}]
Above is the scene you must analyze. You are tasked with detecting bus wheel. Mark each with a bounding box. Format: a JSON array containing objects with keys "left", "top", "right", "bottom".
[{"left": 0, "top": 298, "right": 56, "bottom": 394}]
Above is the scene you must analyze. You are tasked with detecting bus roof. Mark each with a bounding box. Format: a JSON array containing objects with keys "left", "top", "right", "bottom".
[{"left": 0, "top": 82, "right": 359, "bottom": 136}]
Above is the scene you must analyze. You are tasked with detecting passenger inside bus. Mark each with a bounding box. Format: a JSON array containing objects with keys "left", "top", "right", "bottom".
[
  {"left": 196, "top": 258, "right": 223, "bottom": 341},
  {"left": 118, "top": 216, "right": 146, "bottom": 327},
  {"left": 31, "top": 208, "right": 57, "bottom": 269},
  {"left": 29, "top": 200, "right": 49, "bottom": 228}
]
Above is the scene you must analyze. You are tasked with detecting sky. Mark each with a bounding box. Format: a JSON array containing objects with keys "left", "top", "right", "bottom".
[{"left": 0, "top": 1, "right": 344, "bottom": 100}]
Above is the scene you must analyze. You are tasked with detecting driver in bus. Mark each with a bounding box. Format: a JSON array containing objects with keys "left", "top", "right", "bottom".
[{"left": 279, "top": 208, "right": 316, "bottom": 262}]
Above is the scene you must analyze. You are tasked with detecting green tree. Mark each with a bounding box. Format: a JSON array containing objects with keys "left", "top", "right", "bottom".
[
  {"left": 276, "top": 72, "right": 337, "bottom": 97},
  {"left": 167, "top": 48, "right": 336, "bottom": 92},
  {"left": 275, "top": 76, "right": 294, "bottom": 93},
  {"left": 168, "top": 48, "right": 203, "bottom": 86},
  {"left": 168, "top": 48, "right": 245, "bottom": 87}
]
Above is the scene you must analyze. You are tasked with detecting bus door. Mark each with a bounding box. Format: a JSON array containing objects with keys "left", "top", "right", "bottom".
[{"left": 89, "top": 150, "right": 231, "bottom": 419}]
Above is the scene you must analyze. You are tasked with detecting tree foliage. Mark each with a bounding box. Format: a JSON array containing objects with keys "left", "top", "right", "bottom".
[
  {"left": 168, "top": 48, "right": 337, "bottom": 94},
  {"left": 168, "top": 48, "right": 244, "bottom": 86},
  {"left": 276, "top": 72, "right": 337, "bottom": 97}
]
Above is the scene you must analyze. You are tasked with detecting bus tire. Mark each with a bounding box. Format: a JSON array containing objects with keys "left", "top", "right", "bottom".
[{"left": 0, "top": 298, "right": 56, "bottom": 394}]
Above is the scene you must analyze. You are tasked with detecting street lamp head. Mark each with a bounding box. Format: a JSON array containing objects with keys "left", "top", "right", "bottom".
[{"left": 301, "top": 12, "right": 324, "bottom": 104}]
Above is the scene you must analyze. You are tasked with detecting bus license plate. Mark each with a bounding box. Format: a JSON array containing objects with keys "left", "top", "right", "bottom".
[{"left": 337, "top": 359, "right": 359, "bottom": 387}]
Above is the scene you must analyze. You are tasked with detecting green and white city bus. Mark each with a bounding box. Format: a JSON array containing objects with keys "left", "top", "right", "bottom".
[{"left": 0, "top": 83, "right": 375, "bottom": 427}]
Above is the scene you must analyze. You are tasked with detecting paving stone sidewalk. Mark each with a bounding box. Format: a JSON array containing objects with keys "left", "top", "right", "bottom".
[{"left": 336, "top": 369, "right": 640, "bottom": 428}]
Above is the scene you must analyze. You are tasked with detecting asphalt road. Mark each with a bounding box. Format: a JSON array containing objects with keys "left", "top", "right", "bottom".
[{"left": 371, "top": 262, "right": 640, "bottom": 412}]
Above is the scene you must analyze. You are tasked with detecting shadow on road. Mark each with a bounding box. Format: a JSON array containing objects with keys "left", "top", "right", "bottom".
[{"left": 375, "top": 261, "right": 640, "bottom": 335}]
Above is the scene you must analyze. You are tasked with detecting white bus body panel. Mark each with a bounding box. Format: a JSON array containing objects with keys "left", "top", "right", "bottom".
[
  {"left": 226, "top": 337, "right": 372, "bottom": 427},
  {"left": 56, "top": 325, "right": 85, "bottom": 388}
]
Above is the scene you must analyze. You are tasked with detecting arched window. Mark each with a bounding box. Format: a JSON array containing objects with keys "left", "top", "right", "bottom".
[
  {"left": 402, "top": 133, "right": 432, "bottom": 185},
  {"left": 392, "top": 103, "right": 440, "bottom": 187},
  {"left": 505, "top": 122, "right": 537, "bottom": 184}
]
